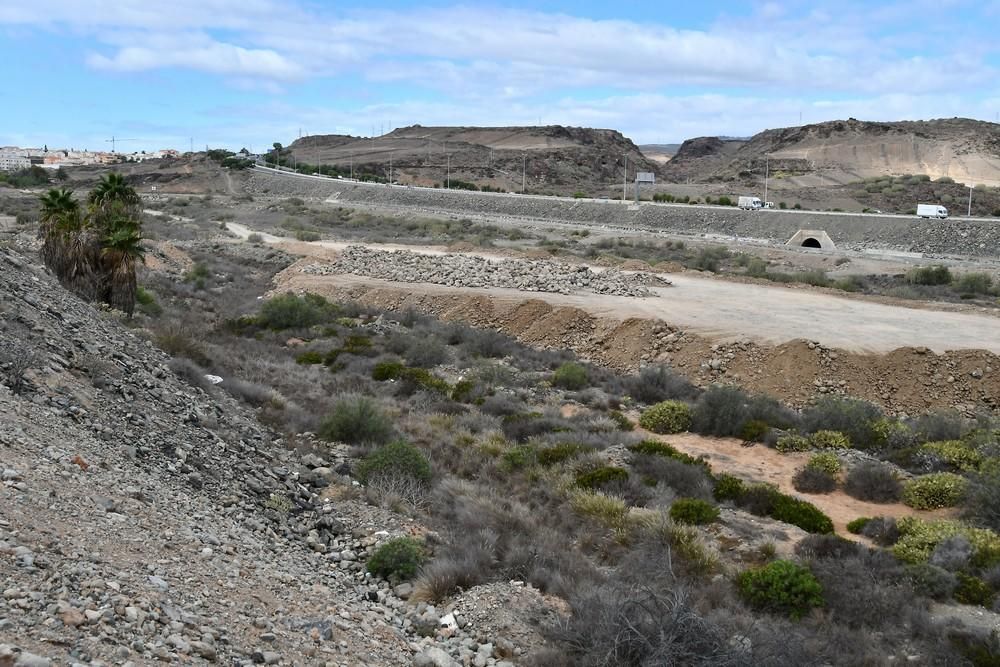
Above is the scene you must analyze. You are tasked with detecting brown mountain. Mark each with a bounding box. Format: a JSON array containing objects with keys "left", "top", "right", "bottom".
[
  {"left": 284, "top": 125, "right": 660, "bottom": 194},
  {"left": 663, "top": 118, "right": 1000, "bottom": 187}
]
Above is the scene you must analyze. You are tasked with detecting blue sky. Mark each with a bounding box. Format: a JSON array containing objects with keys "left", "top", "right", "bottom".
[{"left": 1, "top": 0, "right": 998, "bottom": 152}]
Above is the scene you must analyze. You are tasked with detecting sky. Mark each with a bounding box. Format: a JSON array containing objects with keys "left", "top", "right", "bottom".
[{"left": 1, "top": 0, "right": 999, "bottom": 152}]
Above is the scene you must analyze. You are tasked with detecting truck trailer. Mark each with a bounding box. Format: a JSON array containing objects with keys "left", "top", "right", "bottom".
[
  {"left": 738, "top": 196, "right": 763, "bottom": 210},
  {"left": 917, "top": 204, "right": 948, "bottom": 219}
]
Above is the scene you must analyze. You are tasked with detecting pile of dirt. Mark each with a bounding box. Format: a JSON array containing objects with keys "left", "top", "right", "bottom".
[{"left": 273, "top": 274, "right": 999, "bottom": 416}]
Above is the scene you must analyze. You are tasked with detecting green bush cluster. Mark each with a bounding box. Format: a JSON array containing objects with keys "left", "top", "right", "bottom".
[
  {"left": 847, "top": 517, "right": 871, "bottom": 534},
  {"left": 502, "top": 445, "right": 537, "bottom": 471},
  {"left": 628, "top": 440, "right": 708, "bottom": 470},
  {"left": 607, "top": 410, "right": 634, "bottom": 431},
  {"left": 669, "top": 498, "right": 720, "bottom": 525},
  {"left": 576, "top": 466, "right": 629, "bottom": 490},
  {"left": 638, "top": 400, "right": 693, "bottom": 434},
  {"left": 806, "top": 452, "right": 841, "bottom": 475},
  {"left": 907, "top": 265, "right": 952, "bottom": 286},
  {"left": 736, "top": 560, "right": 824, "bottom": 619},
  {"left": 366, "top": 537, "right": 426, "bottom": 583},
  {"left": 920, "top": 440, "right": 982, "bottom": 471},
  {"left": 552, "top": 362, "right": 589, "bottom": 390},
  {"left": 537, "top": 443, "right": 585, "bottom": 466},
  {"left": 318, "top": 397, "right": 394, "bottom": 445},
  {"left": 893, "top": 517, "right": 1000, "bottom": 566},
  {"left": 809, "top": 430, "right": 851, "bottom": 449},
  {"left": 954, "top": 573, "right": 994, "bottom": 607},
  {"left": 257, "top": 292, "right": 338, "bottom": 329},
  {"left": 356, "top": 440, "right": 433, "bottom": 485},
  {"left": 295, "top": 350, "right": 324, "bottom": 365},
  {"left": 371, "top": 361, "right": 450, "bottom": 394},
  {"left": 713, "top": 476, "right": 833, "bottom": 534},
  {"left": 775, "top": 434, "right": 810, "bottom": 453},
  {"left": 902, "top": 472, "right": 968, "bottom": 510},
  {"left": 740, "top": 419, "right": 770, "bottom": 442}
]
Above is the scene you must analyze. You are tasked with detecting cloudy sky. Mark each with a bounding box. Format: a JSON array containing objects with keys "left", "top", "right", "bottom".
[{"left": 1, "top": 0, "right": 998, "bottom": 151}]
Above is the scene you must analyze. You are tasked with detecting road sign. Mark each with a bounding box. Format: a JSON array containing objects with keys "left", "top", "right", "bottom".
[{"left": 636, "top": 172, "right": 655, "bottom": 183}]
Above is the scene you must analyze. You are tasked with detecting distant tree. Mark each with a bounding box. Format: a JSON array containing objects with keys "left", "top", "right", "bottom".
[{"left": 55, "top": 167, "right": 68, "bottom": 182}]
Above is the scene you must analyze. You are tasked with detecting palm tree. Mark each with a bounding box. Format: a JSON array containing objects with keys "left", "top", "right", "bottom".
[
  {"left": 88, "top": 172, "right": 140, "bottom": 213},
  {"left": 38, "top": 187, "right": 81, "bottom": 280},
  {"left": 100, "top": 218, "right": 145, "bottom": 316}
]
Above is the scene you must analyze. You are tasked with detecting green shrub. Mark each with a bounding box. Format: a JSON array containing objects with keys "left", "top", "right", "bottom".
[
  {"left": 398, "top": 367, "right": 451, "bottom": 394},
  {"left": 628, "top": 440, "right": 707, "bottom": 469},
  {"left": 258, "top": 292, "right": 337, "bottom": 329},
  {"left": 318, "top": 397, "right": 394, "bottom": 445},
  {"left": 802, "top": 397, "right": 883, "bottom": 449},
  {"left": 552, "top": 362, "right": 588, "bottom": 390},
  {"left": 740, "top": 419, "right": 770, "bottom": 442},
  {"left": 736, "top": 560, "right": 824, "bottom": 619},
  {"left": 847, "top": 517, "right": 871, "bottom": 534},
  {"left": 450, "top": 379, "right": 476, "bottom": 402},
  {"left": 366, "top": 537, "right": 426, "bottom": 583},
  {"left": 893, "top": 517, "right": 1000, "bottom": 566},
  {"left": 135, "top": 287, "right": 162, "bottom": 315},
  {"left": 806, "top": 452, "right": 841, "bottom": 475},
  {"left": 356, "top": 440, "right": 432, "bottom": 485},
  {"left": 775, "top": 434, "right": 810, "bottom": 453},
  {"left": 902, "top": 472, "right": 968, "bottom": 510},
  {"left": 639, "top": 400, "right": 692, "bottom": 434},
  {"left": 608, "top": 410, "right": 634, "bottom": 431},
  {"left": 537, "top": 442, "right": 585, "bottom": 466},
  {"left": 769, "top": 495, "right": 835, "bottom": 534},
  {"left": 372, "top": 360, "right": 406, "bottom": 381},
  {"left": 713, "top": 474, "right": 746, "bottom": 502},
  {"left": 809, "top": 430, "right": 850, "bottom": 449},
  {"left": 576, "top": 466, "right": 629, "bottom": 490},
  {"left": 920, "top": 440, "right": 982, "bottom": 471},
  {"left": 295, "top": 350, "right": 324, "bottom": 365},
  {"left": 669, "top": 498, "right": 720, "bottom": 525},
  {"left": 907, "top": 265, "right": 952, "bottom": 286},
  {"left": 954, "top": 273, "right": 994, "bottom": 294},
  {"left": 502, "top": 445, "right": 537, "bottom": 470},
  {"left": 955, "top": 572, "right": 994, "bottom": 607}
]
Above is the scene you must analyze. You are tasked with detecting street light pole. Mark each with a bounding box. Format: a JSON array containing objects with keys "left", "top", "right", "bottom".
[
  {"left": 447, "top": 154, "right": 451, "bottom": 189},
  {"left": 389, "top": 152, "right": 393, "bottom": 185},
  {"left": 764, "top": 154, "right": 769, "bottom": 204},
  {"left": 522, "top": 155, "right": 526, "bottom": 194},
  {"left": 969, "top": 185, "right": 973, "bottom": 217},
  {"left": 622, "top": 154, "right": 628, "bottom": 203}
]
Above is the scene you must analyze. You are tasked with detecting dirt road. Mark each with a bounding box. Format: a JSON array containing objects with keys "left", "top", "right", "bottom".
[{"left": 227, "top": 223, "right": 1000, "bottom": 354}]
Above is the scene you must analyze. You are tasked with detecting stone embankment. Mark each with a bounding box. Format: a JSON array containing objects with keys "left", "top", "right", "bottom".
[
  {"left": 303, "top": 245, "right": 668, "bottom": 297},
  {"left": 247, "top": 170, "right": 1000, "bottom": 258}
]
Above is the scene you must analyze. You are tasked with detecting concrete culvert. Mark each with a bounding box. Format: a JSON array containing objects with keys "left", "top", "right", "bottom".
[{"left": 787, "top": 230, "right": 836, "bottom": 250}]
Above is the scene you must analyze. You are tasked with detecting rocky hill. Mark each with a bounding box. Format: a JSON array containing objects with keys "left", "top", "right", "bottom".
[
  {"left": 284, "top": 125, "right": 660, "bottom": 195},
  {"left": 664, "top": 118, "right": 1000, "bottom": 187}
]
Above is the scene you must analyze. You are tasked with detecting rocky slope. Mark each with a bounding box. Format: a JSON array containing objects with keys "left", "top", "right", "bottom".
[
  {"left": 665, "top": 118, "right": 1000, "bottom": 187},
  {"left": 0, "top": 246, "right": 552, "bottom": 665}
]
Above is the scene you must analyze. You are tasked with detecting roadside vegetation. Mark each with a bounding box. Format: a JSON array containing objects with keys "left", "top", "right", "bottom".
[{"left": 127, "top": 236, "right": 1000, "bottom": 664}]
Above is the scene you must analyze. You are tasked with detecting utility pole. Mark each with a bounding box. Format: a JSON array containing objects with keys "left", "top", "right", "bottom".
[
  {"left": 190, "top": 137, "right": 193, "bottom": 154},
  {"left": 969, "top": 185, "right": 974, "bottom": 217},
  {"left": 447, "top": 154, "right": 451, "bottom": 189},
  {"left": 522, "top": 155, "right": 526, "bottom": 194},
  {"left": 389, "top": 152, "right": 393, "bottom": 185},
  {"left": 764, "top": 154, "right": 769, "bottom": 203},
  {"left": 350, "top": 153, "right": 353, "bottom": 179},
  {"left": 622, "top": 154, "right": 628, "bottom": 203}
]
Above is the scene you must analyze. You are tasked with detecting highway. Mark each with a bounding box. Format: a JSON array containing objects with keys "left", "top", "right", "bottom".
[{"left": 251, "top": 164, "right": 999, "bottom": 224}]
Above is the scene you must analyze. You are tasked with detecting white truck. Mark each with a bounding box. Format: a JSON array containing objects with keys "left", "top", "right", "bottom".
[
  {"left": 738, "top": 196, "right": 763, "bottom": 210},
  {"left": 917, "top": 204, "right": 948, "bottom": 219}
]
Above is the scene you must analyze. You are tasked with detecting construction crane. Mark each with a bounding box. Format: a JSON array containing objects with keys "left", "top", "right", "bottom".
[{"left": 105, "top": 136, "right": 144, "bottom": 153}]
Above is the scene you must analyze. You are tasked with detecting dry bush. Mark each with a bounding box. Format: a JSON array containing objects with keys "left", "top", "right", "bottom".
[
  {"left": 625, "top": 364, "right": 698, "bottom": 404},
  {"left": 553, "top": 583, "right": 748, "bottom": 667},
  {"left": 792, "top": 467, "right": 837, "bottom": 494},
  {"left": 0, "top": 346, "right": 36, "bottom": 394},
  {"left": 844, "top": 462, "right": 902, "bottom": 502},
  {"left": 631, "top": 455, "right": 714, "bottom": 502}
]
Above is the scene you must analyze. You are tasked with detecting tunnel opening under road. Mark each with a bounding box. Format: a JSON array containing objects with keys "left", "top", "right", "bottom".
[{"left": 801, "top": 237, "right": 822, "bottom": 248}]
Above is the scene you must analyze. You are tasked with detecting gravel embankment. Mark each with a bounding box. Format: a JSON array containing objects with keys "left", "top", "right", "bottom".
[{"left": 304, "top": 245, "right": 668, "bottom": 296}]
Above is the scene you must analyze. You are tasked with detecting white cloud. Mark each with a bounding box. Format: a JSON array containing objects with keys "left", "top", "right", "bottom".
[{"left": 86, "top": 38, "right": 304, "bottom": 80}]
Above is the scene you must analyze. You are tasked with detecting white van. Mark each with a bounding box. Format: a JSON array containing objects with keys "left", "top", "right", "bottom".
[
  {"left": 917, "top": 204, "right": 948, "bottom": 219},
  {"left": 738, "top": 196, "right": 762, "bottom": 210}
]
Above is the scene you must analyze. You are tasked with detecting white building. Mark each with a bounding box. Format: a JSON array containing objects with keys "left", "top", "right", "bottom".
[{"left": 0, "top": 152, "right": 31, "bottom": 171}]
